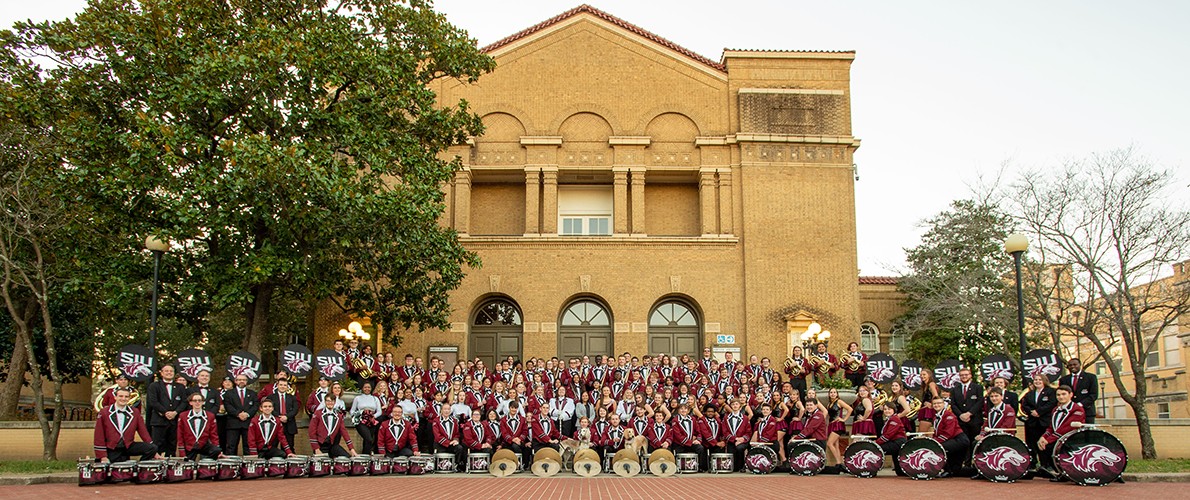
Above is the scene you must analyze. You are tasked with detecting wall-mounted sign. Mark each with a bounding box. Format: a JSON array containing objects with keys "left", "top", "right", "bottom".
[{"left": 716, "top": 334, "right": 736, "bottom": 345}]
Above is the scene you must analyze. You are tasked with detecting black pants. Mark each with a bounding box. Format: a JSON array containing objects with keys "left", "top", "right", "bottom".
[
  {"left": 150, "top": 423, "right": 178, "bottom": 457},
  {"left": 356, "top": 423, "right": 379, "bottom": 454},
  {"left": 319, "top": 441, "right": 351, "bottom": 458},
  {"left": 726, "top": 441, "right": 748, "bottom": 472},
  {"left": 435, "top": 443, "right": 466, "bottom": 471},
  {"left": 1024, "top": 422, "right": 1046, "bottom": 468},
  {"left": 845, "top": 372, "right": 866, "bottom": 388},
  {"left": 258, "top": 446, "right": 287, "bottom": 459},
  {"left": 216, "top": 415, "right": 229, "bottom": 450},
  {"left": 505, "top": 442, "right": 530, "bottom": 468},
  {"left": 789, "top": 378, "right": 807, "bottom": 397},
  {"left": 673, "top": 443, "right": 707, "bottom": 471},
  {"left": 1084, "top": 409, "right": 1096, "bottom": 425},
  {"left": 957, "top": 418, "right": 981, "bottom": 466},
  {"left": 284, "top": 432, "right": 297, "bottom": 454},
  {"left": 940, "top": 435, "right": 970, "bottom": 474},
  {"left": 184, "top": 442, "right": 222, "bottom": 461},
  {"left": 385, "top": 447, "right": 414, "bottom": 458},
  {"left": 417, "top": 416, "right": 434, "bottom": 452},
  {"left": 879, "top": 438, "right": 906, "bottom": 476},
  {"left": 106, "top": 442, "right": 157, "bottom": 463},
  {"left": 224, "top": 427, "right": 250, "bottom": 455}
]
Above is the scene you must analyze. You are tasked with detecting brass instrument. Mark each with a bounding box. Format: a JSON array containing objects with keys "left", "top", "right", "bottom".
[
  {"left": 93, "top": 384, "right": 139, "bottom": 411},
  {"left": 842, "top": 354, "right": 862, "bottom": 372},
  {"left": 905, "top": 395, "right": 922, "bottom": 419},
  {"left": 784, "top": 357, "right": 805, "bottom": 377},
  {"left": 812, "top": 356, "right": 834, "bottom": 375},
  {"left": 871, "top": 389, "right": 889, "bottom": 410},
  {"left": 352, "top": 358, "right": 375, "bottom": 379}
]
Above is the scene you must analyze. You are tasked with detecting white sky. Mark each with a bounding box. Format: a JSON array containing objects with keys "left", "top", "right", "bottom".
[{"left": 5, "top": 0, "right": 1188, "bottom": 275}]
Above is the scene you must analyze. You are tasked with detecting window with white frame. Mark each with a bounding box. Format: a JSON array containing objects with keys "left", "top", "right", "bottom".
[
  {"left": 889, "top": 329, "right": 907, "bottom": 360},
  {"left": 1164, "top": 335, "right": 1182, "bottom": 366},
  {"left": 1146, "top": 350, "right": 1160, "bottom": 369},
  {"left": 1157, "top": 402, "right": 1171, "bottom": 419},
  {"left": 1113, "top": 400, "right": 1128, "bottom": 419},
  {"left": 860, "top": 323, "right": 880, "bottom": 354},
  {"left": 558, "top": 186, "right": 612, "bottom": 236}
]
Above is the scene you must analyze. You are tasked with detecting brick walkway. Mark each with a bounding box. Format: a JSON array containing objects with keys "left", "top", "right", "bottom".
[{"left": 0, "top": 472, "right": 1177, "bottom": 499}]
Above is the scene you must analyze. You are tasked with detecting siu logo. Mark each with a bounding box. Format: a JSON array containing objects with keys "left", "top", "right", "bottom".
[
  {"left": 318, "top": 356, "right": 346, "bottom": 377},
  {"left": 282, "top": 350, "right": 312, "bottom": 374},
  {"left": 846, "top": 450, "right": 881, "bottom": 470},
  {"left": 119, "top": 352, "right": 154, "bottom": 378},
  {"left": 982, "top": 362, "right": 1014, "bottom": 381},
  {"left": 975, "top": 446, "right": 1028, "bottom": 471},
  {"left": 177, "top": 356, "right": 212, "bottom": 379},
  {"left": 903, "top": 448, "right": 943, "bottom": 470},
  {"left": 228, "top": 355, "right": 260, "bottom": 379},
  {"left": 935, "top": 368, "right": 960, "bottom": 388},
  {"left": 1058, "top": 444, "right": 1123, "bottom": 474},
  {"left": 902, "top": 367, "right": 922, "bottom": 387},
  {"left": 1023, "top": 355, "right": 1060, "bottom": 379},
  {"left": 869, "top": 364, "right": 895, "bottom": 382},
  {"left": 790, "top": 451, "right": 823, "bottom": 469},
  {"left": 745, "top": 453, "right": 773, "bottom": 472},
  {"left": 1029, "top": 364, "right": 1060, "bottom": 379}
]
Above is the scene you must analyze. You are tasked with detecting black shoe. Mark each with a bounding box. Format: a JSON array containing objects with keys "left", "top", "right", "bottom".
[
  {"left": 1049, "top": 476, "right": 1068, "bottom": 483},
  {"left": 938, "top": 471, "right": 952, "bottom": 478},
  {"left": 970, "top": 474, "right": 984, "bottom": 480},
  {"left": 1115, "top": 476, "right": 1125, "bottom": 484}
]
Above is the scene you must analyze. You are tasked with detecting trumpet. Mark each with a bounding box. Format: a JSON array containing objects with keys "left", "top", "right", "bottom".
[{"left": 94, "top": 384, "right": 139, "bottom": 411}]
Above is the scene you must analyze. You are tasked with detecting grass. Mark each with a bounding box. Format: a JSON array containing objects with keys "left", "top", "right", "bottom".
[
  {"left": 1127, "top": 458, "right": 1190, "bottom": 473},
  {"left": 0, "top": 460, "right": 77, "bottom": 474}
]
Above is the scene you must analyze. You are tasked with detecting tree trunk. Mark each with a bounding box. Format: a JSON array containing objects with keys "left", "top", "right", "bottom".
[
  {"left": 0, "top": 298, "right": 34, "bottom": 419},
  {"left": 244, "top": 283, "right": 274, "bottom": 356},
  {"left": 1130, "top": 375, "right": 1157, "bottom": 459}
]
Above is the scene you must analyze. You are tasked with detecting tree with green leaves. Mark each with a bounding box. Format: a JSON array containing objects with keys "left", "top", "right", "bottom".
[{"left": 3, "top": 0, "right": 493, "bottom": 363}]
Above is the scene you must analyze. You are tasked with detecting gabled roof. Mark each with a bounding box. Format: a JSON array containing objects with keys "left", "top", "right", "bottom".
[{"left": 480, "top": 4, "right": 727, "bottom": 73}]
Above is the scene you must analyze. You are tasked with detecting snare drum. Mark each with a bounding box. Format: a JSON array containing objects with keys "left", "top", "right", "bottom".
[
  {"left": 787, "top": 441, "right": 826, "bottom": 476},
  {"left": 468, "top": 452, "right": 490, "bottom": 474},
  {"left": 240, "top": 458, "right": 266, "bottom": 479},
  {"left": 215, "top": 457, "right": 242, "bottom": 481},
  {"left": 1053, "top": 427, "right": 1128, "bottom": 486},
  {"left": 308, "top": 456, "right": 331, "bottom": 477},
  {"left": 266, "top": 458, "right": 288, "bottom": 477},
  {"left": 108, "top": 461, "right": 136, "bottom": 483},
  {"left": 392, "top": 456, "right": 410, "bottom": 474},
  {"left": 331, "top": 457, "right": 351, "bottom": 475},
  {"left": 285, "top": 455, "right": 309, "bottom": 478},
  {"left": 744, "top": 444, "right": 778, "bottom": 474},
  {"left": 349, "top": 456, "right": 371, "bottom": 476},
  {"left": 710, "top": 453, "right": 734, "bottom": 474},
  {"left": 973, "top": 432, "right": 1031, "bottom": 483},
  {"left": 434, "top": 452, "right": 456, "bottom": 473},
  {"left": 897, "top": 437, "right": 947, "bottom": 480},
  {"left": 196, "top": 459, "right": 219, "bottom": 480},
  {"left": 164, "top": 459, "right": 195, "bottom": 483},
  {"left": 369, "top": 455, "right": 392, "bottom": 475},
  {"left": 408, "top": 456, "right": 431, "bottom": 475},
  {"left": 77, "top": 459, "right": 108, "bottom": 486},
  {"left": 842, "top": 439, "right": 884, "bottom": 478},
  {"left": 676, "top": 453, "right": 699, "bottom": 474}
]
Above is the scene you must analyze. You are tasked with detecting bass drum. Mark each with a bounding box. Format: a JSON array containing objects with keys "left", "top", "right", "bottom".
[
  {"left": 897, "top": 437, "right": 946, "bottom": 480},
  {"left": 744, "top": 444, "right": 778, "bottom": 474},
  {"left": 787, "top": 441, "right": 826, "bottom": 476},
  {"left": 972, "top": 432, "right": 1031, "bottom": 483},
  {"left": 1053, "top": 427, "right": 1128, "bottom": 486},
  {"left": 842, "top": 440, "right": 883, "bottom": 478}
]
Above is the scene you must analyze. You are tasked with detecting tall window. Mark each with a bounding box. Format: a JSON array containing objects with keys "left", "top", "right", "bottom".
[
  {"left": 648, "top": 300, "right": 701, "bottom": 357},
  {"left": 558, "top": 186, "right": 612, "bottom": 236},
  {"left": 889, "top": 329, "right": 907, "bottom": 360},
  {"left": 1146, "top": 350, "right": 1160, "bottom": 369},
  {"left": 859, "top": 323, "right": 880, "bottom": 354},
  {"left": 1164, "top": 335, "right": 1182, "bottom": 366},
  {"left": 1157, "top": 402, "right": 1171, "bottom": 419}
]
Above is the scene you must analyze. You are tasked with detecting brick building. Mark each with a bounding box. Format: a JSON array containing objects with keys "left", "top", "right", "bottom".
[{"left": 314, "top": 5, "right": 902, "bottom": 367}]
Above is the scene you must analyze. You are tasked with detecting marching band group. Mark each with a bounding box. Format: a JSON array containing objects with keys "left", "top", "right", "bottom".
[{"left": 92, "top": 338, "right": 1113, "bottom": 483}]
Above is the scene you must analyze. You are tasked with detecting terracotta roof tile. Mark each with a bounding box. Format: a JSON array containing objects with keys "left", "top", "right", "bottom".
[{"left": 858, "top": 276, "right": 899, "bottom": 285}]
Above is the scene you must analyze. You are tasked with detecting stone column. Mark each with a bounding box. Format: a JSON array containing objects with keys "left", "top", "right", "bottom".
[
  {"left": 613, "top": 167, "right": 629, "bottom": 236},
  {"left": 699, "top": 167, "right": 718, "bottom": 236},
  {"left": 630, "top": 167, "right": 647, "bottom": 236},
  {"left": 524, "top": 167, "right": 541, "bottom": 236},
  {"left": 453, "top": 167, "right": 472, "bottom": 236},
  {"left": 541, "top": 167, "right": 558, "bottom": 235},
  {"left": 717, "top": 168, "right": 733, "bottom": 235}
]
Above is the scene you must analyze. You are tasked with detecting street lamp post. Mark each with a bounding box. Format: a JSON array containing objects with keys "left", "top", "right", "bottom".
[
  {"left": 1004, "top": 233, "right": 1029, "bottom": 387},
  {"left": 144, "top": 235, "right": 170, "bottom": 355}
]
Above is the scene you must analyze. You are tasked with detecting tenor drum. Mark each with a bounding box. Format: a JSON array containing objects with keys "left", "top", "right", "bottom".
[
  {"left": 434, "top": 452, "right": 457, "bottom": 473},
  {"left": 331, "top": 457, "right": 351, "bottom": 475},
  {"left": 308, "top": 456, "right": 331, "bottom": 477},
  {"left": 842, "top": 440, "right": 884, "bottom": 478},
  {"left": 240, "top": 458, "right": 266, "bottom": 479},
  {"left": 467, "top": 452, "right": 491, "bottom": 474},
  {"left": 710, "top": 453, "right": 734, "bottom": 474},
  {"left": 133, "top": 460, "right": 165, "bottom": 484},
  {"left": 787, "top": 441, "right": 826, "bottom": 476},
  {"left": 108, "top": 461, "right": 136, "bottom": 483},
  {"left": 392, "top": 456, "right": 410, "bottom": 475},
  {"left": 265, "top": 458, "right": 287, "bottom": 477},
  {"left": 897, "top": 437, "right": 947, "bottom": 480},
  {"left": 612, "top": 449, "right": 641, "bottom": 477},
  {"left": 369, "top": 455, "right": 392, "bottom": 475},
  {"left": 215, "top": 457, "right": 242, "bottom": 481},
  {"left": 195, "top": 459, "right": 219, "bottom": 480},
  {"left": 285, "top": 455, "right": 309, "bottom": 478},
  {"left": 744, "top": 444, "right": 778, "bottom": 474},
  {"left": 676, "top": 453, "right": 699, "bottom": 474},
  {"left": 1052, "top": 427, "right": 1128, "bottom": 486},
  {"left": 648, "top": 449, "right": 677, "bottom": 477},
  {"left": 973, "top": 432, "right": 1031, "bottom": 483},
  {"left": 349, "top": 456, "right": 371, "bottom": 476},
  {"left": 408, "top": 456, "right": 431, "bottom": 475},
  {"left": 164, "top": 459, "right": 195, "bottom": 483},
  {"left": 77, "top": 459, "right": 108, "bottom": 486}
]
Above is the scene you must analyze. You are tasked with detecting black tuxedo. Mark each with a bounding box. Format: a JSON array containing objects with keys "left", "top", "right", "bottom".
[
  {"left": 950, "top": 380, "right": 983, "bottom": 464},
  {"left": 1058, "top": 370, "right": 1098, "bottom": 423},
  {"left": 222, "top": 386, "right": 259, "bottom": 455},
  {"left": 146, "top": 380, "right": 186, "bottom": 456},
  {"left": 266, "top": 391, "right": 299, "bottom": 449},
  {"left": 1020, "top": 386, "right": 1057, "bottom": 467}
]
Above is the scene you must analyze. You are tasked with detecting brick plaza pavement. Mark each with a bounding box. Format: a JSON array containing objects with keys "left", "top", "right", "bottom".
[{"left": 0, "top": 472, "right": 1171, "bottom": 500}]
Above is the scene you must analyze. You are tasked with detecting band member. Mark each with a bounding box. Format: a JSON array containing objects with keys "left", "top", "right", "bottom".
[
  {"left": 462, "top": 408, "right": 494, "bottom": 453},
  {"left": 1020, "top": 374, "right": 1056, "bottom": 469},
  {"left": 306, "top": 377, "right": 331, "bottom": 416},
  {"left": 1058, "top": 358, "right": 1098, "bottom": 424},
  {"left": 595, "top": 412, "right": 627, "bottom": 460},
  {"left": 851, "top": 385, "right": 877, "bottom": 437},
  {"left": 791, "top": 396, "right": 828, "bottom": 458},
  {"left": 146, "top": 364, "right": 186, "bottom": 457},
  {"left": 842, "top": 342, "right": 868, "bottom": 388},
  {"left": 698, "top": 404, "right": 726, "bottom": 460},
  {"left": 988, "top": 376, "right": 1019, "bottom": 413},
  {"left": 931, "top": 397, "right": 970, "bottom": 477},
  {"left": 378, "top": 406, "right": 420, "bottom": 457},
  {"left": 256, "top": 369, "right": 293, "bottom": 401},
  {"left": 645, "top": 410, "right": 672, "bottom": 450},
  {"left": 265, "top": 378, "right": 299, "bottom": 453},
  {"left": 950, "top": 367, "right": 984, "bottom": 465},
  {"left": 99, "top": 374, "right": 139, "bottom": 408},
  {"left": 500, "top": 400, "right": 531, "bottom": 468},
  {"left": 784, "top": 346, "right": 811, "bottom": 395},
  {"left": 722, "top": 399, "right": 751, "bottom": 471},
  {"left": 1038, "top": 385, "right": 1086, "bottom": 480},
  {"left": 916, "top": 369, "right": 940, "bottom": 432},
  {"left": 248, "top": 399, "right": 293, "bottom": 459},
  {"left": 810, "top": 342, "right": 839, "bottom": 380},
  {"left": 978, "top": 387, "right": 1017, "bottom": 440},
  {"left": 186, "top": 369, "right": 220, "bottom": 414},
  {"left": 530, "top": 407, "right": 562, "bottom": 452},
  {"left": 549, "top": 386, "right": 576, "bottom": 438},
  {"left": 309, "top": 393, "right": 358, "bottom": 458},
  {"left": 222, "top": 373, "right": 258, "bottom": 455},
  {"left": 177, "top": 392, "right": 222, "bottom": 461},
  {"left": 670, "top": 404, "right": 705, "bottom": 470},
  {"left": 94, "top": 387, "right": 160, "bottom": 463},
  {"left": 698, "top": 347, "right": 715, "bottom": 374},
  {"left": 873, "top": 401, "right": 907, "bottom": 476},
  {"left": 824, "top": 387, "right": 852, "bottom": 467},
  {"left": 432, "top": 405, "right": 465, "bottom": 471},
  {"left": 350, "top": 381, "right": 383, "bottom": 454}
]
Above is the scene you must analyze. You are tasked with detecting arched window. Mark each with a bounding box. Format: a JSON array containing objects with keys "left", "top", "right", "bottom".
[
  {"left": 561, "top": 300, "right": 610, "bottom": 327},
  {"left": 474, "top": 300, "right": 522, "bottom": 326},
  {"left": 860, "top": 323, "right": 880, "bottom": 354},
  {"left": 558, "top": 299, "right": 613, "bottom": 358},
  {"left": 470, "top": 298, "right": 523, "bottom": 368},
  {"left": 648, "top": 299, "right": 701, "bottom": 357}
]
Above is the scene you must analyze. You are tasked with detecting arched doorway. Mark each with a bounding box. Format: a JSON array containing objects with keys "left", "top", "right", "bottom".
[
  {"left": 470, "top": 298, "right": 523, "bottom": 367},
  {"left": 648, "top": 299, "right": 701, "bottom": 357},
  {"left": 558, "top": 299, "right": 613, "bottom": 359}
]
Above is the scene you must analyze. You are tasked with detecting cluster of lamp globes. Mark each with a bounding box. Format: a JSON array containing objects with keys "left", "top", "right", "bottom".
[
  {"left": 339, "top": 321, "right": 371, "bottom": 341},
  {"left": 799, "top": 322, "right": 830, "bottom": 345}
]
